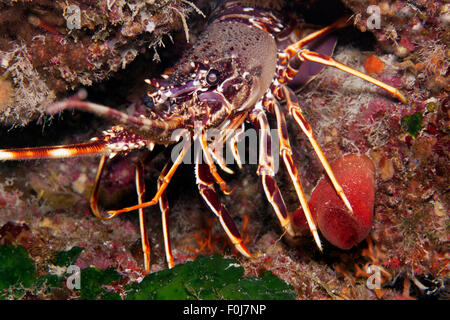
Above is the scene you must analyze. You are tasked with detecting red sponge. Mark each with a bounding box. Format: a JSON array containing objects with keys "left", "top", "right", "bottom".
[{"left": 293, "top": 154, "right": 376, "bottom": 249}]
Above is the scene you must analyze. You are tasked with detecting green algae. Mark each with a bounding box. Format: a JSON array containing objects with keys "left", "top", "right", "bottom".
[
  {"left": 401, "top": 112, "right": 423, "bottom": 138},
  {"left": 125, "top": 255, "right": 296, "bottom": 300},
  {"left": 0, "top": 245, "right": 296, "bottom": 300},
  {"left": 78, "top": 267, "right": 122, "bottom": 300},
  {"left": 54, "top": 246, "right": 84, "bottom": 267},
  {"left": 0, "top": 244, "right": 36, "bottom": 299}
]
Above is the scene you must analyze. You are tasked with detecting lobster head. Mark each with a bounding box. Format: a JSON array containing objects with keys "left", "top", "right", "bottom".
[{"left": 146, "top": 21, "right": 278, "bottom": 131}]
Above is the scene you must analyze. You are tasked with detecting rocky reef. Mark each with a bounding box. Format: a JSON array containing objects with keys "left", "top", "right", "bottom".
[{"left": 0, "top": 0, "right": 448, "bottom": 300}]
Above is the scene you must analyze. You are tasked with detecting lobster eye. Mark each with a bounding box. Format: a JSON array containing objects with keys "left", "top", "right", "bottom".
[{"left": 206, "top": 69, "right": 220, "bottom": 86}]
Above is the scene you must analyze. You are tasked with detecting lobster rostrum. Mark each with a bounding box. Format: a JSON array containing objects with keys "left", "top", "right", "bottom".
[{"left": 0, "top": 0, "right": 406, "bottom": 272}]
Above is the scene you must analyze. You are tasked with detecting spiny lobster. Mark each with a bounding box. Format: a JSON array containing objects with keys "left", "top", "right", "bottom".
[{"left": 0, "top": 0, "right": 406, "bottom": 272}]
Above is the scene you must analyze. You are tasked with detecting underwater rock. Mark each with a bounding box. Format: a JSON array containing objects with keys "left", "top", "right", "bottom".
[{"left": 0, "top": 0, "right": 198, "bottom": 126}]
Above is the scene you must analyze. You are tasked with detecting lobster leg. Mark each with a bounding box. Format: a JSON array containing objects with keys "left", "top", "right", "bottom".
[
  {"left": 157, "top": 161, "right": 174, "bottom": 268},
  {"left": 209, "top": 144, "right": 234, "bottom": 175},
  {"left": 281, "top": 85, "right": 354, "bottom": 215},
  {"left": 283, "top": 16, "right": 352, "bottom": 59},
  {"left": 90, "top": 154, "right": 108, "bottom": 218},
  {"left": 249, "top": 107, "right": 296, "bottom": 239},
  {"left": 105, "top": 135, "right": 192, "bottom": 216},
  {"left": 195, "top": 149, "right": 251, "bottom": 258},
  {"left": 89, "top": 153, "right": 152, "bottom": 272},
  {"left": 279, "top": 17, "right": 407, "bottom": 103},
  {"left": 285, "top": 49, "right": 407, "bottom": 103},
  {"left": 199, "top": 130, "right": 233, "bottom": 195},
  {"left": 270, "top": 99, "right": 323, "bottom": 249},
  {"left": 208, "top": 112, "right": 248, "bottom": 172},
  {"left": 135, "top": 159, "right": 151, "bottom": 273},
  {"left": 228, "top": 123, "right": 245, "bottom": 169}
]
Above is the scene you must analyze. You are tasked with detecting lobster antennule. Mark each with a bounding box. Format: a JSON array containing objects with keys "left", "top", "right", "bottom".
[
  {"left": 147, "top": 79, "right": 202, "bottom": 106},
  {"left": 47, "top": 89, "right": 185, "bottom": 139}
]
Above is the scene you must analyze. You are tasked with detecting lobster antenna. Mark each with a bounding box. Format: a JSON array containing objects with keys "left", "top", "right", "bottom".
[{"left": 47, "top": 89, "right": 184, "bottom": 138}]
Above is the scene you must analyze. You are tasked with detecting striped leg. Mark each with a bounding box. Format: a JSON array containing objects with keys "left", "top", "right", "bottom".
[
  {"left": 90, "top": 154, "right": 108, "bottom": 219},
  {"left": 283, "top": 16, "right": 352, "bottom": 59},
  {"left": 281, "top": 85, "right": 354, "bottom": 216},
  {"left": 280, "top": 17, "right": 406, "bottom": 103},
  {"left": 228, "top": 123, "right": 245, "bottom": 169},
  {"left": 199, "top": 130, "right": 233, "bottom": 195},
  {"left": 249, "top": 106, "right": 295, "bottom": 238},
  {"left": 195, "top": 149, "right": 251, "bottom": 258},
  {"left": 157, "top": 161, "right": 174, "bottom": 268},
  {"left": 206, "top": 113, "right": 248, "bottom": 174},
  {"left": 89, "top": 154, "right": 152, "bottom": 272},
  {"left": 135, "top": 159, "right": 151, "bottom": 273},
  {"left": 105, "top": 134, "right": 192, "bottom": 216},
  {"left": 281, "top": 50, "right": 407, "bottom": 103},
  {"left": 209, "top": 144, "right": 234, "bottom": 175},
  {"left": 270, "top": 99, "right": 322, "bottom": 250}
]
